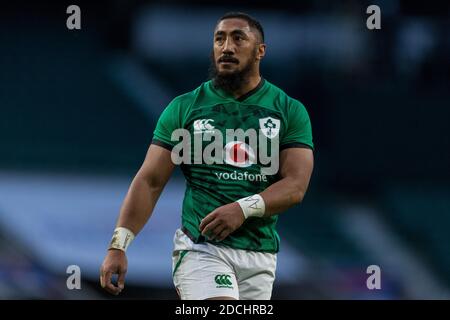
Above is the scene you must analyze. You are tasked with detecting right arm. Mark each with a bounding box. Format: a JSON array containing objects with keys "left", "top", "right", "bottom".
[
  {"left": 116, "top": 144, "right": 175, "bottom": 234},
  {"left": 100, "top": 144, "right": 175, "bottom": 295}
]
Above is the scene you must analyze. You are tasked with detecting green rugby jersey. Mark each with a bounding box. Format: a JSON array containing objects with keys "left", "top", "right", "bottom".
[{"left": 152, "top": 79, "right": 313, "bottom": 253}]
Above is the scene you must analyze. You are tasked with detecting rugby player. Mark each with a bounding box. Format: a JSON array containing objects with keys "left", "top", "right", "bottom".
[{"left": 100, "top": 12, "right": 314, "bottom": 300}]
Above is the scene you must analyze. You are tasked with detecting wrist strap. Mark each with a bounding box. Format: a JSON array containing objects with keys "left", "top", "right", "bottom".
[
  {"left": 237, "top": 194, "right": 266, "bottom": 219},
  {"left": 109, "top": 227, "right": 135, "bottom": 252}
]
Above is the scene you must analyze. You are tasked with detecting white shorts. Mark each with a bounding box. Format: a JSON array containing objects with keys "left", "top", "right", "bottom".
[{"left": 171, "top": 228, "right": 277, "bottom": 300}]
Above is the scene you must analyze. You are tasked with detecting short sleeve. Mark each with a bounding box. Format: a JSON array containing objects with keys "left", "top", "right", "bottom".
[
  {"left": 152, "top": 98, "right": 183, "bottom": 150},
  {"left": 281, "top": 99, "right": 314, "bottom": 150}
]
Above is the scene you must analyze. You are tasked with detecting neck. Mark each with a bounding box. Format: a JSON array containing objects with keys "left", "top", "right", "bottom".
[{"left": 231, "top": 71, "right": 261, "bottom": 99}]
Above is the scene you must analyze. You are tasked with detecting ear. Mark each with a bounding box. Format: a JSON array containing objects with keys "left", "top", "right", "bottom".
[{"left": 256, "top": 43, "right": 266, "bottom": 61}]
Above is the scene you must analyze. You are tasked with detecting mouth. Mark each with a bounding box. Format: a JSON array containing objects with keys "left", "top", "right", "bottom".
[{"left": 218, "top": 58, "right": 239, "bottom": 65}]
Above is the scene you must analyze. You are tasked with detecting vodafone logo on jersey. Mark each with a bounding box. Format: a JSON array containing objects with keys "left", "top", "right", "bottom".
[{"left": 224, "top": 141, "right": 256, "bottom": 168}]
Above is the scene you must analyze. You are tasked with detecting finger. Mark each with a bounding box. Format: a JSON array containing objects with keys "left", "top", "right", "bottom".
[
  {"left": 201, "top": 218, "right": 221, "bottom": 237},
  {"left": 100, "top": 274, "right": 104, "bottom": 288},
  {"left": 99, "top": 268, "right": 107, "bottom": 288},
  {"left": 199, "top": 211, "right": 216, "bottom": 231},
  {"left": 216, "top": 228, "right": 231, "bottom": 242},
  {"left": 117, "top": 270, "right": 127, "bottom": 290},
  {"left": 104, "top": 283, "right": 121, "bottom": 295},
  {"left": 101, "top": 270, "right": 113, "bottom": 290},
  {"left": 208, "top": 225, "right": 226, "bottom": 241},
  {"left": 103, "top": 271, "right": 121, "bottom": 295}
]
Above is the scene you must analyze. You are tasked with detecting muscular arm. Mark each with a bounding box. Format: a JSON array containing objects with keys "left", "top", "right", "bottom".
[
  {"left": 199, "top": 147, "right": 314, "bottom": 241},
  {"left": 116, "top": 144, "right": 175, "bottom": 235},
  {"left": 100, "top": 144, "right": 174, "bottom": 295},
  {"left": 260, "top": 147, "right": 314, "bottom": 217}
]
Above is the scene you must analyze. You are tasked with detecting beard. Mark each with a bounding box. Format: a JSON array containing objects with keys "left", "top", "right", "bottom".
[{"left": 208, "top": 50, "right": 257, "bottom": 94}]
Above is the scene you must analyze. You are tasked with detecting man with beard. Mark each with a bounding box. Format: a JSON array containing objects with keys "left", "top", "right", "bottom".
[{"left": 100, "top": 12, "right": 314, "bottom": 300}]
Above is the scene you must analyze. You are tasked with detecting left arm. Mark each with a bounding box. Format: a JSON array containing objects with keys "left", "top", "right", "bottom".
[
  {"left": 259, "top": 147, "right": 314, "bottom": 216},
  {"left": 199, "top": 147, "right": 314, "bottom": 241}
]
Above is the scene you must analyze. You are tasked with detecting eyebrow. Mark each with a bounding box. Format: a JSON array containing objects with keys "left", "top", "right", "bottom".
[{"left": 214, "top": 29, "right": 249, "bottom": 38}]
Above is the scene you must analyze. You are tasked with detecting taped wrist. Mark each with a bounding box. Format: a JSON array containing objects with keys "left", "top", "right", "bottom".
[
  {"left": 236, "top": 194, "right": 266, "bottom": 219},
  {"left": 109, "top": 227, "right": 135, "bottom": 252}
]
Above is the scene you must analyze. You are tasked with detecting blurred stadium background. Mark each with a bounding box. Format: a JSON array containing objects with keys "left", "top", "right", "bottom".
[{"left": 0, "top": 0, "right": 449, "bottom": 299}]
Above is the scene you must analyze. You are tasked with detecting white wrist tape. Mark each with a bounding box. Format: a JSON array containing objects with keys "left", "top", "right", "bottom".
[
  {"left": 109, "top": 227, "right": 135, "bottom": 252},
  {"left": 237, "top": 194, "right": 266, "bottom": 219}
]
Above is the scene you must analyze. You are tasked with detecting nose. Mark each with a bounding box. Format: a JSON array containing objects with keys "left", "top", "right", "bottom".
[{"left": 222, "top": 38, "right": 235, "bottom": 54}]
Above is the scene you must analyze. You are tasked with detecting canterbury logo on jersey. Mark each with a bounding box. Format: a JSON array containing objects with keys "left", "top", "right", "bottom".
[
  {"left": 193, "top": 119, "right": 215, "bottom": 133},
  {"left": 215, "top": 274, "right": 233, "bottom": 288}
]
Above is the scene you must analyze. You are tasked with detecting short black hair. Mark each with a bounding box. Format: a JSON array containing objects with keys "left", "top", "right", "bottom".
[{"left": 218, "top": 12, "right": 265, "bottom": 43}]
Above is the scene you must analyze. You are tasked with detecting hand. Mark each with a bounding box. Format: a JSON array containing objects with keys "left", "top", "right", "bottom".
[
  {"left": 199, "top": 202, "right": 245, "bottom": 242},
  {"left": 99, "top": 249, "right": 128, "bottom": 295}
]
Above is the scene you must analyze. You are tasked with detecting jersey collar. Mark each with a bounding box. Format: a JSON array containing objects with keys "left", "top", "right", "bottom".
[{"left": 210, "top": 78, "right": 266, "bottom": 103}]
